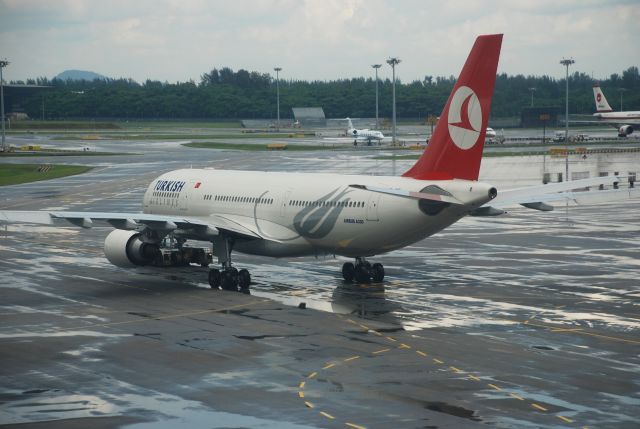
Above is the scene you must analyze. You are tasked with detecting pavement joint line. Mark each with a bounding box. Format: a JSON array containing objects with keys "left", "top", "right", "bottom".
[
  {"left": 319, "top": 411, "right": 335, "bottom": 420},
  {"left": 550, "top": 327, "right": 583, "bottom": 333},
  {"left": 304, "top": 401, "right": 314, "bottom": 409},
  {"left": 299, "top": 381, "right": 305, "bottom": 389},
  {"left": 301, "top": 316, "right": 588, "bottom": 428},
  {"left": 522, "top": 319, "right": 640, "bottom": 345},
  {"left": 531, "top": 403, "right": 548, "bottom": 412},
  {"left": 385, "top": 336, "right": 397, "bottom": 342},
  {"left": 52, "top": 299, "right": 271, "bottom": 332},
  {"left": 0, "top": 176, "right": 140, "bottom": 209}
]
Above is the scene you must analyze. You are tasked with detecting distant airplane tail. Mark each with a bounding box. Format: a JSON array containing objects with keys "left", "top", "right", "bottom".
[
  {"left": 402, "top": 34, "right": 502, "bottom": 181},
  {"left": 593, "top": 84, "right": 613, "bottom": 113},
  {"left": 346, "top": 117, "right": 355, "bottom": 131}
]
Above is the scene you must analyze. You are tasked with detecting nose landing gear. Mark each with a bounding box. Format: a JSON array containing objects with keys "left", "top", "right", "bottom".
[{"left": 342, "top": 258, "right": 385, "bottom": 283}]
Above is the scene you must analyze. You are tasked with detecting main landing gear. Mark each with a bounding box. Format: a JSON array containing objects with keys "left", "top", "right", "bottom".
[
  {"left": 207, "top": 237, "right": 251, "bottom": 293},
  {"left": 342, "top": 257, "right": 385, "bottom": 284}
]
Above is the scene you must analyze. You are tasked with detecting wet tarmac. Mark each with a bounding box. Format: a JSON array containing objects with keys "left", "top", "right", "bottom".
[{"left": 1, "top": 135, "right": 639, "bottom": 428}]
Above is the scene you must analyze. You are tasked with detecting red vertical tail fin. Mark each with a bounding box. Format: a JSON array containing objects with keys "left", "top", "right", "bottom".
[{"left": 403, "top": 34, "right": 503, "bottom": 181}]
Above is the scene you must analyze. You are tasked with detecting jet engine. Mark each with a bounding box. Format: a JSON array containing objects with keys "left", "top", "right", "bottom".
[
  {"left": 104, "top": 229, "right": 159, "bottom": 267},
  {"left": 618, "top": 125, "right": 634, "bottom": 137}
]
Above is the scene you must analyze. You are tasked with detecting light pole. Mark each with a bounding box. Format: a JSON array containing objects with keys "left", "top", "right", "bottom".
[
  {"left": 372, "top": 64, "right": 381, "bottom": 130},
  {"left": 618, "top": 88, "right": 627, "bottom": 111},
  {"left": 386, "top": 57, "right": 400, "bottom": 145},
  {"left": 0, "top": 59, "right": 9, "bottom": 152},
  {"left": 560, "top": 58, "right": 574, "bottom": 182},
  {"left": 528, "top": 87, "right": 536, "bottom": 107},
  {"left": 274, "top": 67, "right": 282, "bottom": 130}
]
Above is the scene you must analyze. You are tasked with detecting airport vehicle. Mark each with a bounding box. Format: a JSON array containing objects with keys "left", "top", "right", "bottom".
[
  {"left": 346, "top": 117, "right": 385, "bottom": 144},
  {"left": 0, "top": 35, "right": 622, "bottom": 291},
  {"left": 592, "top": 84, "right": 640, "bottom": 136},
  {"left": 553, "top": 131, "right": 566, "bottom": 142}
]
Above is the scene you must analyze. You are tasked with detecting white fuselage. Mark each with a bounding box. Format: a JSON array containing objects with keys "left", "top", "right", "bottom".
[
  {"left": 350, "top": 128, "right": 385, "bottom": 142},
  {"left": 593, "top": 111, "right": 640, "bottom": 125},
  {"left": 143, "top": 169, "right": 494, "bottom": 258}
]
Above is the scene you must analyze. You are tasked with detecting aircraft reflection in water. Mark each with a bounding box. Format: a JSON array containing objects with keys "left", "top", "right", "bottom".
[{"left": 331, "top": 283, "right": 402, "bottom": 325}]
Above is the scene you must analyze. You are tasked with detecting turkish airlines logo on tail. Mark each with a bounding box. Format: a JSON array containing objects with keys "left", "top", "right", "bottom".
[{"left": 447, "top": 86, "right": 482, "bottom": 150}]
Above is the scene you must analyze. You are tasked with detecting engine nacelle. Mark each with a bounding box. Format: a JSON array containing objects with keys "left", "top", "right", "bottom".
[
  {"left": 104, "top": 229, "right": 159, "bottom": 267},
  {"left": 618, "top": 125, "right": 634, "bottom": 137}
]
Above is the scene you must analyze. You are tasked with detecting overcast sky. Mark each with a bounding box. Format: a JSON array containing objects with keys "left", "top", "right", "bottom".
[{"left": 1, "top": 0, "right": 638, "bottom": 84}]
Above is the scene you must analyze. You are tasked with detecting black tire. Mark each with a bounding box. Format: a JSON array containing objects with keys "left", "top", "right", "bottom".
[
  {"left": 221, "top": 269, "right": 238, "bottom": 291},
  {"left": 342, "top": 262, "right": 355, "bottom": 282},
  {"left": 238, "top": 269, "right": 251, "bottom": 290},
  {"left": 371, "top": 263, "right": 385, "bottom": 283},
  {"left": 354, "top": 264, "right": 371, "bottom": 284},
  {"left": 208, "top": 268, "right": 221, "bottom": 289}
]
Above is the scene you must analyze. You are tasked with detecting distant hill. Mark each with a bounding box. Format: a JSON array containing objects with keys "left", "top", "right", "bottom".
[{"left": 55, "top": 69, "right": 108, "bottom": 81}]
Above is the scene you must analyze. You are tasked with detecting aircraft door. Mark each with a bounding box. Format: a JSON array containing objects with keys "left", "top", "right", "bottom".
[
  {"left": 280, "top": 190, "right": 292, "bottom": 217},
  {"left": 366, "top": 194, "right": 380, "bottom": 221},
  {"left": 180, "top": 181, "right": 194, "bottom": 211}
]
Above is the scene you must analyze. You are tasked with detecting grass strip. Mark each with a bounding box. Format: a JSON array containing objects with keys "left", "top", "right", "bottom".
[{"left": 0, "top": 164, "right": 92, "bottom": 186}]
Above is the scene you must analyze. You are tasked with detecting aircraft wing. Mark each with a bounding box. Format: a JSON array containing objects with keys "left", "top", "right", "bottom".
[
  {"left": 474, "top": 175, "right": 625, "bottom": 215},
  {"left": 0, "top": 210, "right": 263, "bottom": 240}
]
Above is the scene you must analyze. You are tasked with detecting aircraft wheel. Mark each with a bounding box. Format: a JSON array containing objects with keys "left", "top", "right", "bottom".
[
  {"left": 371, "top": 263, "right": 385, "bottom": 283},
  {"left": 238, "top": 269, "right": 251, "bottom": 290},
  {"left": 354, "top": 264, "right": 371, "bottom": 284},
  {"left": 222, "top": 269, "right": 239, "bottom": 291},
  {"left": 208, "top": 268, "right": 221, "bottom": 289},
  {"left": 342, "top": 262, "right": 355, "bottom": 282}
]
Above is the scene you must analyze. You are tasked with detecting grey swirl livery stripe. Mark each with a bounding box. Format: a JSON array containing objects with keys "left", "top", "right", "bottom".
[
  {"left": 418, "top": 185, "right": 451, "bottom": 216},
  {"left": 252, "top": 188, "right": 354, "bottom": 242},
  {"left": 293, "top": 188, "right": 353, "bottom": 239}
]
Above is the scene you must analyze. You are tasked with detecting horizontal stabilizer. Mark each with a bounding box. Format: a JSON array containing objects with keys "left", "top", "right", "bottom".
[
  {"left": 491, "top": 175, "right": 623, "bottom": 208},
  {"left": 349, "top": 184, "right": 463, "bottom": 205},
  {"left": 520, "top": 202, "right": 554, "bottom": 211},
  {"left": 470, "top": 206, "right": 505, "bottom": 216}
]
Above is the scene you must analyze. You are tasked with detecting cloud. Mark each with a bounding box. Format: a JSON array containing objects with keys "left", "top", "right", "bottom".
[{"left": 0, "top": 0, "right": 638, "bottom": 82}]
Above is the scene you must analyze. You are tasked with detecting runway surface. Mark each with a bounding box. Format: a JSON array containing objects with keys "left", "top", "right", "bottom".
[{"left": 1, "top": 136, "right": 639, "bottom": 428}]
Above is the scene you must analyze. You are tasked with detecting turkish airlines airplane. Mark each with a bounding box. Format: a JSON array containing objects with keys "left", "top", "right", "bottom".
[
  {"left": 0, "top": 35, "right": 622, "bottom": 291},
  {"left": 346, "top": 117, "right": 385, "bottom": 144},
  {"left": 592, "top": 84, "right": 640, "bottom": 136}
]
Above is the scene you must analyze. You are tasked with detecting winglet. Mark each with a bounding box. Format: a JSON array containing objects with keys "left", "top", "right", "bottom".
[{"left": 402, "top": 34, "right": 503, "bottom": 181}]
